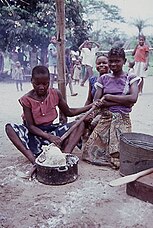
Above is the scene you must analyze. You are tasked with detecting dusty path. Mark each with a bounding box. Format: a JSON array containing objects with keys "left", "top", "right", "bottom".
[{"left": 1, "top": 77, "right": 153, "bottom": 228}]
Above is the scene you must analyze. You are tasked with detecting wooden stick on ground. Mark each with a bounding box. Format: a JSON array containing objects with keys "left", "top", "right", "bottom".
[{"left": 109, "top": 168, "right": 153, "bottom": 187}]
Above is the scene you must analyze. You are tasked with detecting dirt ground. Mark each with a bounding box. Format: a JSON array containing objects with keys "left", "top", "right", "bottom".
[{"left": 1, "top": 76, "right": 153, "bottom": 228}]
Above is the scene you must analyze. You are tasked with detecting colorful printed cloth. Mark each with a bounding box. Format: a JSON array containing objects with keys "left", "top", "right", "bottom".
[
  {"left": 82, "top": 109, "right": 131, "bottom": 167},
  {"left": 11, "top": 122, "right": 72, "bottom": 156}
]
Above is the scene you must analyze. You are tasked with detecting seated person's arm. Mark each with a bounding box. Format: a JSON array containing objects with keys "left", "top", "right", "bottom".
[
  {"left": 84, "top": 82, "right": 93, "bottom": 106},
  {"left": 57, "top": 90, "right": 92, "bottom": 117}
]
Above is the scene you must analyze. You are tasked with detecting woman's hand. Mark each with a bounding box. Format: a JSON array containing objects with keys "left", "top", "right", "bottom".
[
  {"left": 93, "top": 98, "right": 104, "bottom": 108},
  {"left": 84, "top": 112, "right": 94, "bottom": 124}
]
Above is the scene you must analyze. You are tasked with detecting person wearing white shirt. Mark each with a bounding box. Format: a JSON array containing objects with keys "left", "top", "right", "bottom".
[{"left": 79, "top": 40, "right": 100, "bottom": 86}]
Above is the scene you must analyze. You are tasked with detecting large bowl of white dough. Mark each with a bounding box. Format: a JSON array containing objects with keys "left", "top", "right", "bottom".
[{"left": 35, "top": 144, "right": 79, "bottom": 185}]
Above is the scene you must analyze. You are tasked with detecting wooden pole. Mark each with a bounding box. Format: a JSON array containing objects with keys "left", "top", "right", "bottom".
[{"left": 55, "top": 0, "right": 66, "bottom": 101}]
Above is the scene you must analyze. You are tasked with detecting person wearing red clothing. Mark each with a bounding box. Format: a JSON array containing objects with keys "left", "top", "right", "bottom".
[
  {"left": 132, "top": 35, "right": 149, "bottom": 94},
  {"left": 5, "top": 66, "right": 92, "bottom": 167}
]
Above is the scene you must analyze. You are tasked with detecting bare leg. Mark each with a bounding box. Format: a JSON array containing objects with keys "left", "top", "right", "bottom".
[
  {"left": 81, "top": 66, "right": 93, "bottom": 86},
  {"left": 68, "top": 76, "right": 74, "bottom": 95},
  {"left": 16, "top": 81, "right": 19, "bottom": 91},
  {"left": 20, "top": 81, "right": 23, "bottom": 91},
  {"left": 5, "top": 124, "right": 35, "bottom": 164},
  {"left": 67, "top": 75, "right": 77, "bottom": 96},
  {"left": 62, "top": 122, "right": 85, "bottom": 153},
  {"left": 138, "top": 77, "right": 144, "bottom": 93},
  {"left": 81, "top": 65, "right": 85, "bottom": 81}
]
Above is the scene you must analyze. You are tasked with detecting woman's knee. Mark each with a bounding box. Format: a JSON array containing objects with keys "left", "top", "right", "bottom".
[
  {"left": 5, "top": 124, "right": 15, "bottom": 137},
  {"left": 77, "top": 121, "right": 85, "bottom": 133},
  {"left": 5, "top": 123, "right": 12, "bottom": 133}
]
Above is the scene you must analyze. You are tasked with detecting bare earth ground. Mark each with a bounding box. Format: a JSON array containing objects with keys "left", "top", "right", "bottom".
[{"left": 1, "top": 76, "right": 153, "bottom": 228}]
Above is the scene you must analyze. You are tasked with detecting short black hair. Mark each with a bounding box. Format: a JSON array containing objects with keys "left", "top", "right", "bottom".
[
  {"left": 108, "top": 47, "right": 125, "bottom": 59},
  {"left": 96, "top": 53, "right": 108, "bottom": 62},
  {"left": 32, "top": 65, "right": 50, "bottom": 79},
  {"left": 139, "top": 35, "right": 146, "bottom": 41}
]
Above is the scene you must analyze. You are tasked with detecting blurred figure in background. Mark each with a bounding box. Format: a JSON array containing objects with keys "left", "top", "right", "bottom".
[
  {"left": 12, "top": 61, "right": 24, "bottom": 91},
  {"left": 0, "top": 49, "right": 4, "bottom": 76},
  {"left": 17, "top": 48, "right": 27, "bottom": 67},
  {"left": 47, "top": 36, "right": 57, "bottom": 87},
  {"left": 65, "top": 48, "right": 78, "bottom": 96},
  {"left": 10, "top": 47, "right": 18, "bottom": 76},
  {"left": 72, "top": 59, "right": 81, "bottom": 85},
  {"left": 132, "top": 35, "right": 149, "bottom": 94},
  {"left": 79, "top": 40, "right": 100, "bottom": 86},
  {"left": 30, "top": 46, "right": 39, "bottom": 70}
]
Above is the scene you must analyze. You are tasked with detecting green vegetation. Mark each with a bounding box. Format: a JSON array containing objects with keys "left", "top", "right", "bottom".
[
  {"left": 0, "top": 0, "right": 152, "bottom": 77},
  {"left": 0, "top": 0, "right": 124, "bottom": 53}
]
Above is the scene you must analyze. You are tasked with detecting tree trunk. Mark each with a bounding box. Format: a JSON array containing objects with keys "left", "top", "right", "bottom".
[{"left": 55, "top": 0, "right": 66, "bottom": 101}]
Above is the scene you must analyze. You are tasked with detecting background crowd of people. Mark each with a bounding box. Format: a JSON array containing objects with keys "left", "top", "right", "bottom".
[{"left": 0, "top": 35, "right": 150, "bottom": 96}]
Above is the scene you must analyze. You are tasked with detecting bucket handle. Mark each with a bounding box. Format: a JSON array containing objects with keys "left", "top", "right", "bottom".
[{"left": 56, "top": 166, "right": 68, "bottom": 172}]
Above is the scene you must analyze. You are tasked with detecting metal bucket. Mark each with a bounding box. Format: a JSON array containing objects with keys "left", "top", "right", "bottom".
[
  {"left": 120, "top": 132, "right": 153, "bottom": 176},
  {"left": 35, "top": 154, "right": 79, "bottom": 185}
]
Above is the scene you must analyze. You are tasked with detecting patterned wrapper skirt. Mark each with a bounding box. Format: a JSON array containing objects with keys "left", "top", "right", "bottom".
[
  {"left": 82, "top": 109, "right": 131, "bottom": 167},
  {"left": 10, "top": 123, "right": 72, "bottom": 156}
]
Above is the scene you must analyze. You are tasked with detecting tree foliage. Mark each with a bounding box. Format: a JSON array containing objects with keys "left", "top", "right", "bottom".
[
  {"left": 80, "top": 0, "right": 125, "bottom": 48},
  {"left": 81, "top": 0, "right": 124, "bottom": 23},
  {"left": 130, "top": 18, "right": 153, "bottom": 37},
  {"left": 0, "top": 0, "right": 126, "bottom": 52},
  {"left": 0, "top": 0, "right": 90, "bottom": 51}
]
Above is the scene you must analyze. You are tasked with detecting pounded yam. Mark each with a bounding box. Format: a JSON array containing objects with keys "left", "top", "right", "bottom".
[{"left": 37, "top": 144, "right": 66, "bottom": 167}]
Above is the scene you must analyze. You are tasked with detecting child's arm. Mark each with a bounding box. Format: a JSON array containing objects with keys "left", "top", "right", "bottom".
[
  {"left": 57, "top": 90, "right": 92, "bottom": 117},
  {"left": 144, "top": 51, "right": 149, "bottom": 70},
  {"left": 90, "top": 41, "right": 100, "bottom": 48},
  {"left": 84, "top": 81, "right": 94, "bottom": 106},
  {"left": 94, "top": 86, "right": 103, "bottom": 101},
  {"left": 132, "top": 44, "right": 139, "bottom": 56},
  {"left": 79, "top": 40, "right": 88, "bottom": 50}
]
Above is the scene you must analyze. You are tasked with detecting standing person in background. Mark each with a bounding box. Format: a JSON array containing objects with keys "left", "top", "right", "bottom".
[
  {"left": 47, "top": 36, "right": 57, "bottom": 87},
  {"left": 10, "top": 47, "right": 18, "bottom": 63},
  {"left": 10, "top": 48, "right": 18, "bottom": 76},
  {"left": 17, "top": 48, "right": 27, "bottom": 67},
  {"left": 79, "top": 40, "right": 100, "bottom": 86},
  {"left": 132, "top": 35, "right": 149, "bottom": 94},
  {"left": 72, "top": 59, "right": 82, "bottom": 85},
  {"left": 79, "top": 43, "right": 87, "bottom": 82},
  {"left": 12, "top": 61, "right": 24, "bottom": 91},
  {"left": 0, "top": 49, "right": 4, "bottom": 76},
  {"left": 30, "top": 46, "right": 39, "bottom": 69},
  {"left": 65, "top": 48, "right": 78, "bottom": 96}
]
